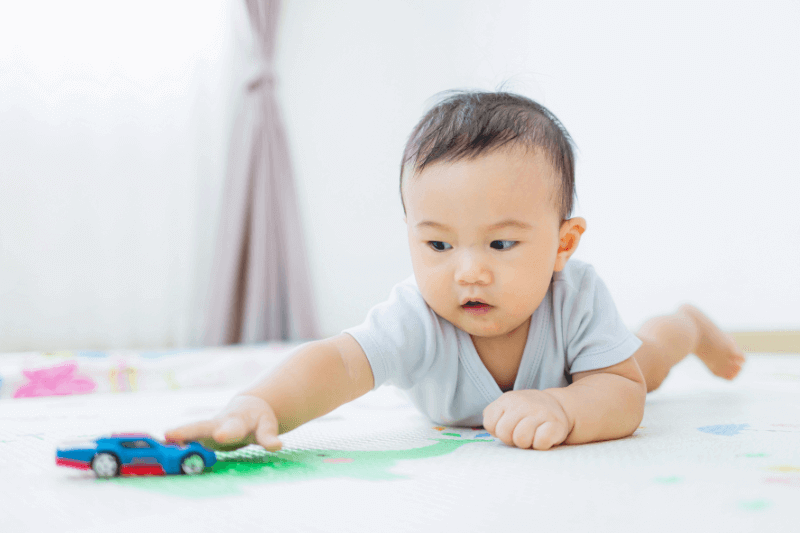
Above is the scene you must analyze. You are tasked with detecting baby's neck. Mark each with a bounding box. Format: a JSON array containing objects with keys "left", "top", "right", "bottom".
[{"left": 471, "top": 317, "right": 531, "bottom": 391}]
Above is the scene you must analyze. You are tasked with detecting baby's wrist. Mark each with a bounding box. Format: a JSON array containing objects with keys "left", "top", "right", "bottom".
[{"left": 542, "top": 389, "right": 575, "bottom": 436}]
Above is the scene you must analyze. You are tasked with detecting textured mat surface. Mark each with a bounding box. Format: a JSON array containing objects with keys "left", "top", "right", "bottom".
[{"left": 1, "top": 352, "right": 798, "bottom": 532}]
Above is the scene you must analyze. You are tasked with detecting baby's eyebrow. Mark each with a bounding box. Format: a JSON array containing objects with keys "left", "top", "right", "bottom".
[{"left": 416, "top": 219, "right": 532, "bottom": 231}]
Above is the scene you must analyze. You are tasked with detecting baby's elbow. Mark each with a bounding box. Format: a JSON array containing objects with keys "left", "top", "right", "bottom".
[
  {"left": 634, "top": 376, "right": 647, "bottom": 405},
  {"left": 628, "top": 380, "right": 647, "bottom": 434},
  {"left": 618, "top": 406, "right": 644, "bottom": 441},
  {"left": 617, "top": 377, "right": 646, "bottom": 438}
]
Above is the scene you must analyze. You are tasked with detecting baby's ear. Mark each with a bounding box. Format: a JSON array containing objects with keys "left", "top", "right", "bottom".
[{"left": 554, "top": 217, "right": 586, "bottom": 271}]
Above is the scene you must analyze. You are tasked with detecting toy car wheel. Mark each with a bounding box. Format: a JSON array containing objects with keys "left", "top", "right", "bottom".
[
  {"left": 91, "top": 453, "right": 119, "bottom": 478},
  {"left": 180, "top": 453, "right": 205, "bottom": 475}
]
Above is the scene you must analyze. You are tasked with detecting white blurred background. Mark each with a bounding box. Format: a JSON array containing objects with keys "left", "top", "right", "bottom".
[{"left": 1, "top": 0, "right": 798, "bottom": 352}]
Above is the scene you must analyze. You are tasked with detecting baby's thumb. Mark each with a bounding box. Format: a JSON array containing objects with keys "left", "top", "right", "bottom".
[{"left": 254, "top": 413, "right": 282, "bottom": 451}]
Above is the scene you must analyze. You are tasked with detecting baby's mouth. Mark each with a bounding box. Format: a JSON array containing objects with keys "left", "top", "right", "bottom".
[{"left": 462, "top": 300, "right": 493, "bottom": 315}]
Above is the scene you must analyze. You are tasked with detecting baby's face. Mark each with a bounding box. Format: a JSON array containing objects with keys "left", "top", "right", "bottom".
[{"left": 403, "top": 147, "right": 566, "bottom": 339}]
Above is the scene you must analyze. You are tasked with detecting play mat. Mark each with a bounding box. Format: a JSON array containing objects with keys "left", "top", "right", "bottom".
[{"left": 1, "top": 344, "right": 798, "bottom": 532}]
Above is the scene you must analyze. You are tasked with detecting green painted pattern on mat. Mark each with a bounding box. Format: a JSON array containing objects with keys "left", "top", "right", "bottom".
[
  {"left": 653, "top": 476, "right": 682, "bottom": 484},
  {"left": 739, "top": 499, "right": 771, "bottom": 511},
  {"left": 106, "top": 438, "right": 491, "bottom": 498}
]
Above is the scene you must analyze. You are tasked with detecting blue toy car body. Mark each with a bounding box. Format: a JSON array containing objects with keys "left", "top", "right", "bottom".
[{"left": 56, "top": 433, "right": 217, "bottom": 477}]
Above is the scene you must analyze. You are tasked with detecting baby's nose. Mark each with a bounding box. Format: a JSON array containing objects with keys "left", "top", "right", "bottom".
[{"left": 455, "top": 252, "right": 491, "bottom": 284}]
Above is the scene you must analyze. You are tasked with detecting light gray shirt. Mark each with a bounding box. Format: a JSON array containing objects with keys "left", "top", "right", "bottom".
[{"left": 343, "top": 260, "right": 642, "bottom": 427}]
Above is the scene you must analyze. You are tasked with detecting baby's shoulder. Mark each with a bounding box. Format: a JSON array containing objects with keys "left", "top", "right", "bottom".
[
  {"left": 392, "top": 274, "right": 426, "bottom": 305},
  {"left": 551, "top": 259, "right": 597, "bottom": 293},
  {"left": 550, "top": 260, "right": 621, "bottom": 319},
  {"left": 382, "top": 275, "right": 437, "bottom": 319}
]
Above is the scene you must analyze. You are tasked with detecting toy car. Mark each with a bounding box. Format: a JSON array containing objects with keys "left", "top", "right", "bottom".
[{"left": 56, "top": 433, "right": 217, "bottom": 477}]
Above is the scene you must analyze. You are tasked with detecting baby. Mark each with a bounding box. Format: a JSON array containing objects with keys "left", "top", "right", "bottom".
[{"left": 166, "top": 90, "right": 746, "bottom": 451}]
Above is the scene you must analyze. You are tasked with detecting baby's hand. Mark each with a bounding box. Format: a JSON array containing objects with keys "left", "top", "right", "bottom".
[
  {"left": 482, "top": 390, "right": 571, "bottom": 450},
  {"left": 164, "top": 395, "right": 283, "bottom": 452}
]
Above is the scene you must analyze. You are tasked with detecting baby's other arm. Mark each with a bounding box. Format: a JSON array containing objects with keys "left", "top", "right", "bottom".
[
  {"left": 544, "top": 356, "right": 646, "bottom": 446},
  {"left": 165, "top": 334, "right": 374, "bottom": 451}
]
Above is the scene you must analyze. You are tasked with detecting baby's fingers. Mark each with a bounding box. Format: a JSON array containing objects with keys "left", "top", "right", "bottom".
[
  {"left": 165, "top": 418, "right": 254, "bottom": 451},
  {"left": 212, "top": 417, "right": 250, "bottom": 444},
  {"left": 511, "top": 417, "right": 538, "bottom": 449},
  {"left": 165, "top": 420, "right": 228, "bottom": 449},
  {"left": 531, "top": 421, "right": 563, "bottom": 451},
  {"left": 254, "top": 413, "right": 282, "bottom": 452}
]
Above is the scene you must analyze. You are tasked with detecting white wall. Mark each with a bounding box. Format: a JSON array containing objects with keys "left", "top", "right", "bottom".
[
  {"left": 276, "top": 0, "right": 800, "bottom": 337},
  {"left": 1, "top": 1, "right": 798, "bottom": 352},
  {"left": 0, "top": 1, "right": 245, "bottom": 351}
]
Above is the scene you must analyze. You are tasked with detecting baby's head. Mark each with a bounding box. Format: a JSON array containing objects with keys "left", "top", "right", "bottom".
[{"left": 400, "top": 90, "right": 587, "bottom": 339}]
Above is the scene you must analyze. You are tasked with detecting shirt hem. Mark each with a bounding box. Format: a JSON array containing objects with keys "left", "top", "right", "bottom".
[{"left": 342, "top": 329, "right": 387, "bottom": 391}]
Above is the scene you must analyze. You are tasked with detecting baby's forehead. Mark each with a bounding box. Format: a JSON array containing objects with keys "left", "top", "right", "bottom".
[
  {"left": 410, "top": 143, "right": 557, "bottom": 176},
  {"left": 403, "top": 150, "right": 563, "bottom": 227},
  {"left": 406, "top": 146, "right": 560, "bottom": 199}
]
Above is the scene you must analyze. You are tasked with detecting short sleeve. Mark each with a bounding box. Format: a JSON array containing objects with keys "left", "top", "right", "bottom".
[
  {"left": 342, "top": 277, "right": 439, "bottom": 390},
  {"left": 557, "top": 263, "right": 643, "bottom": 374}
]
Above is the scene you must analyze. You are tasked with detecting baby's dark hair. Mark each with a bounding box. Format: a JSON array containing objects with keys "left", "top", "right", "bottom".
[{"left": 400, "top": 90, "right": 576, "bottom": 222}]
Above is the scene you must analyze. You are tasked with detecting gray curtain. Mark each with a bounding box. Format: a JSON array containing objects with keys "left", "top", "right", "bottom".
[{"left": 204, "top": 0, "right": 319, "bottom": 345}]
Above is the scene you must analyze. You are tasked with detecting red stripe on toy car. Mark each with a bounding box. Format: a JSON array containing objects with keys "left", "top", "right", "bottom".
[
  {"left": 120, "top": 464, "right": 166, "bottom": 476},
  {"left": 56, "top": 457, "right": 92, "bottom": 470}
]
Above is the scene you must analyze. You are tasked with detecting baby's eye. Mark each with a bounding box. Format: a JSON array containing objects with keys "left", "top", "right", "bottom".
[
  {"left": 428, "top": 241, "right": 452, "bottom": 252},
  {"left": 490, "top": 240, "right": 517, "bottom": 250}
]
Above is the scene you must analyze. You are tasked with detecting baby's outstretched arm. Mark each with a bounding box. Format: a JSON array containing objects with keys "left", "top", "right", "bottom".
[
  {"left": 483, "top": 357, "right": 646, "bottom": 450},
  {"left": 165, "top": 334, "right": 374, "bottom": 451}
]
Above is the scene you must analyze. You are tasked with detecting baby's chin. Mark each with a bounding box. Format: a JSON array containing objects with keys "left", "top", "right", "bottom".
[{"left": 450, "top": 314, "right": 521, "bottom": 339}]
